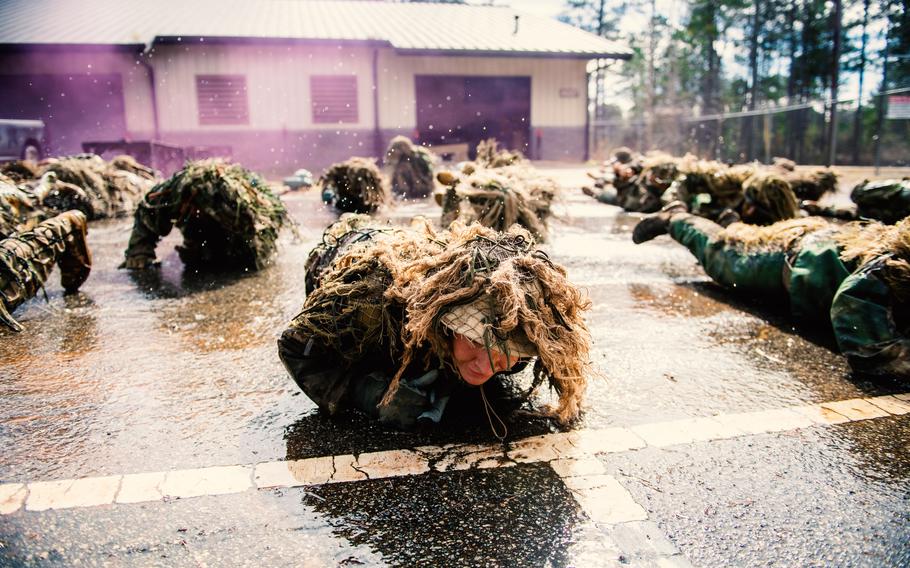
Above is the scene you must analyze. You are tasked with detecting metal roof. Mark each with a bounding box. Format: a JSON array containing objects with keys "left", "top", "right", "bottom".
[{"left": 0, "top": 0, "right": 631, "bottom": 59}]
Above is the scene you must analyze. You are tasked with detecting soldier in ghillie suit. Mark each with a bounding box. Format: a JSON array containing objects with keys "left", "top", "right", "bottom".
[
  {"left": 0, "top": 210, "right": 91, "bottom": 332},
  {"left": 474, "top": 138, "right": 524, "bottom": 168},
  {"left": 279, "top": 219, "right": 592, "bottom": 432},
  {"left": 660, "top": 158, "right": 756, "bottom": 222},
  {"left": 436, "top": 167, "right": 553, "bottom": 243},
  {"left": 802, "top": 179, "right": 910, "bottom": 225},
  {"left": 783, "top": 168, "right": 838, "bottom": 201},
  {"left": 385, "top": 136, "right": 437, "bottom": 199},
  {"left": 122, "top": 160, "right": 290, "bottom": 271},
  {"left": 633, "top": 211, "right": 910, "bottom": 378},
  {"left": 319, "top": 158, "right": 390, "bottom": 214},
  {"left": 41, "top": 154, "right": 156, "bottom": 219},
  {"left": 583, "top": 152, "right": 676, "bottom": 213}
]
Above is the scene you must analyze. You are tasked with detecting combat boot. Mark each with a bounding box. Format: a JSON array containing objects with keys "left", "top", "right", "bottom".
[
  {"left": 632, "top": 201, "right": 688, "bottom": 244},
  {"left": 56, "top": 210, "right": 92, "bottom": 293}
]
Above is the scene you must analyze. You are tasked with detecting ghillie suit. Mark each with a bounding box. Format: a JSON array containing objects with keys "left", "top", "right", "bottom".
[
  {"left": 734, "top": 172, "right": 800, "bottom": 226},
  {"left": 41, "top": 154, "right": 156, "bottom": 219},
  {"left": 771, "top": 157, "right": 796, "bottom": 172},
  {"left": 122, "top": 159, "right": 290, "bottom": 271},
  {"left": 385, "top": 136, "right": 437, "bottom": 199},
  {"left": 437, "top": 167, "right": 551, "bottom": 242},
  {"left": 784, "top": 168, "right": 838, "bottom": 201},
  {"left": 0, "top": 160, "right": 40, "bottom": 183},
  {"left": 662, "top": 157, "right": 752, "bottom": 221},
  {"left": 850, "top": 179, "right": 910, "bottom": 225},
  {"left": 319, "top": 157, "right": 389, "bottom": 214},
  {"left": 634, "top": 212, "right": 910, "bottom": 378},
  {"left": 0, "top": 177, "right": 44, "bottom": 238},
  {"left": 582, "top": 147, "right": 648, "bottom": 210},
  {"left": 801, "top": 178, "right": 910, "bottom": 225},
  {"left": 109, "top": 155, "right": 157, "bottom": 181},
  {"left": 0, "top": 210, "right": 91, "bottom": 332},
  {"left": 303, "top": 213, "right": 386, "bottom": 294},
  {"left": 279, "top": 220, "right": 593, "bottom": 431},
  {"left": 474, "top": 138, "right": 524, "bottom": 168}
]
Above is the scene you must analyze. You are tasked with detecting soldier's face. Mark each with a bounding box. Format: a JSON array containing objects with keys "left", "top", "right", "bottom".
[{"left": 451, "top": 333, "right": 514, "bottom": 386}]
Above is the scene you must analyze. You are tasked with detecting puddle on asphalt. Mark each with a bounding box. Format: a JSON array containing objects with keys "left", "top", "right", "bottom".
[{"left": 0, "top": 185, "right": 903, "bottom": 484}]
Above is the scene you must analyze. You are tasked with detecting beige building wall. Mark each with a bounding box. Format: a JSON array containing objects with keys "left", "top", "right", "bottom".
[
  {"left": 377, "top": 50, "right": 588, "bottom": 130},
  {"left": 0, "top": 49, "right": 156, "bottom": 134},
  {"left": 151, "top": 43, "right": 376, "bottom": 132}
]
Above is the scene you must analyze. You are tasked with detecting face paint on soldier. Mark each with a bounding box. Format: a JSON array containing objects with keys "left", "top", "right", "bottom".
[{"left": 451, "top": 333, "right": 515, "bottom": 386}]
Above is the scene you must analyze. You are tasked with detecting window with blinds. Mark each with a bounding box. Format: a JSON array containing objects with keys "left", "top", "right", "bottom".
[
  {"left": 196, "top": 75, "right": 249, "bottom": 125},
  {"left": 310, "top": 75, "right": 358, "bottom": 124}
]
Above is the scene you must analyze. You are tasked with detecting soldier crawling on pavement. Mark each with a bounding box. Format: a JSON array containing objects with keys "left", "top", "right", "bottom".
[
  {"left": 122, "top": 160, "right": 291, "bottom": 272},
  {"left": 279, "top": 216, "right": 593, "bottom": 435},
  {"left": 632, "top": 206, "right": 910, "bottom": 378},
  {"left": 0, "top": 210, "right": 91, "bottom": 332}
]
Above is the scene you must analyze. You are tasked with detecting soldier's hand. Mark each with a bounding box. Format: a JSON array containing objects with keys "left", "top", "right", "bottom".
[{"left": 376, "top": 369, "right": 439, "bottom": 429}]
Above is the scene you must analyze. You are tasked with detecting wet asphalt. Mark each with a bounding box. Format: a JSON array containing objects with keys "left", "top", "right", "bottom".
[{"left": 0, "top": 166, "right": 908, "bottom": 567}]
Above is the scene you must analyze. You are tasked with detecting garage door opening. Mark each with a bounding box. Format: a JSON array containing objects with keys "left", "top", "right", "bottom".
[{"left": 415, "top": 75, "right": 530, "bottom": 159}]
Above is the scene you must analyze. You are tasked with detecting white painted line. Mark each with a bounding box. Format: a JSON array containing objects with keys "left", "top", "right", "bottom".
[
  {"left": 160, "top": 465, "right": 252, "bottom": 499},
  {"left": 117, "top": 471, "right": 166, "bottom": 504},
  {"left": 2, "top": 392, "right": 907, "bottom": 515},
  {"left": 0, "top": 483, "right": 27, "bottom": 515},
  {"left": 790, "top": 404, "right": 851, "bottom": 425},
  {"left": 630, "top": 416, "right": 745, "bottom": 447},
  {"left": 562, "top": 474, "right": 648, "bottom": 524},
  {"left": 865, "top": 395, "right": 910, "bottom": 416},
  {"left": 821, "top": 398, "right": 891, "bottom": 421}
]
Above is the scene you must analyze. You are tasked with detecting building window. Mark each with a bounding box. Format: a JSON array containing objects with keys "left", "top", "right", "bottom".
[
  {"left": 196, "top": 75, "right": 249, "bottom": 125},
  {"left": 310, "top": 75, "right": 358, "bottom": 124}
]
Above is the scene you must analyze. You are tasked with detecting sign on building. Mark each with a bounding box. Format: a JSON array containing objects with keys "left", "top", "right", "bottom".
[{"left": 886, "top": 95, "right": 910, "bottom": 119}]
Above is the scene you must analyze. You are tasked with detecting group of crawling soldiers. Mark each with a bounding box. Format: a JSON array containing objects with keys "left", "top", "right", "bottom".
[
  {"left": 582, "top": 147, "right": 908, "bottom": 378},
  {"left": 583, "top": 147, "right": 910, "bottom": 228},
  {"left": 3, "top": 138, "right": 906, "bottom": 435}
]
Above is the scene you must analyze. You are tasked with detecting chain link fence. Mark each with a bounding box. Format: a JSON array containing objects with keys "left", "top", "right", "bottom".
[{"left": 589, "top": 88, "right": 910, "bottom": 169}]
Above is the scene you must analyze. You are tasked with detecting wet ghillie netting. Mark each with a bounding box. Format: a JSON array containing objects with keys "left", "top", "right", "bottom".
[
  {"left": 849, "top": 179, "right": 910, "bottom": 225},
  {"left": 0, "top": 210, "right": 91, "bottom": 332},
  {"left": 438, "top": 169, "right": 551, "bottom": 242},
  {"left": 319, "top": 157, "right": 390, "bottom": 213},
  {"left": 474, "top": 138, "right": 524, "bottom": 168},
  {"left": 385, "top": 136, "right": 437, "bottom": 199},
  {"left": 291, "top": 220, "right": 592, "bottom": 425},
  {"left": 0, "top": 177, "right": 44, "bottom": 238},
  {"left": 666, "top": 156, "right": 753, "bottom": 218},
  {"left": 41, "top": 154, "right": 157, "bottom": 219},
  {"left": 0, "top": 160, "right": 39, "bottom": 183},
  {"left": 784, "top": 168, "right": 839, "bottom": 201},
  {"left": 741, "top": 172, "right": 801, "bottom": 225},
  {"left": 437, "top": 140, "right": 558, "bottom": 242},
  {"left": 303, "top": 213, "right": 392, "bottom": 294},
  {"left": 123, "top": 159, "right": 290, "bottom": 272}
]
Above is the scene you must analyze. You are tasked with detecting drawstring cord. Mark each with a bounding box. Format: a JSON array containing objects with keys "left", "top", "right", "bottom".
[{"left": 479, "top": 383, "right": 508, "bottom": 441}]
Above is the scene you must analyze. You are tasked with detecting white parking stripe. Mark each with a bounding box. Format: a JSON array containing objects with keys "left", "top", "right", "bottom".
[{"left": 0, "top": 393, "right": 906, "bottom": 515}]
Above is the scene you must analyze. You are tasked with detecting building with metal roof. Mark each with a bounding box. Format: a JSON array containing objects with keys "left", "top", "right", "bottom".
[{"left": 0, "top": 0, "right": 630, "bottom": 172}]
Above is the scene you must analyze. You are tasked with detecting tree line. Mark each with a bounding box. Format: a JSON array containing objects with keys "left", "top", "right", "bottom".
[{"left": 563, "top": 0, "right": 910, "bottom": 165}]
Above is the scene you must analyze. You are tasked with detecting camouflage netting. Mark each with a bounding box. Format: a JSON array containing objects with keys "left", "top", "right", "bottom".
[
  {"left": 437, "top": 167, "right": 553, "bottom": 242},
  {"left": 319, "top": 157, "right": 390, "bottom": 213},
  {"left": 741, "top": 172, "right": 800, "bottom": 225},
  {"left": 385, "top": 136, "right": 437, "bottom": 199},
  {"left": 665, "top": 156, "right": 751, "bottom": 217},
  {"left": 0, "top": 177, "right": 44, "bottom": 238},
  {"left": 474, "top": 138, "right": 524, "bottom": 168},
  {"left": 784, "top": 168, "right": 839, "bottom": 201},
  {"left": 40, "top": 154, "right": 157, "bottom": 219},
  {"left": 0, "top": 210, "right": 91, "bottom": 332},
  {"left": 123, "top": 159, "right": 290, "bottom": 271},
  {"left": 850, "top": 178, "right": 910, "bottom": 225},
  {"left": 295, "top": 219, "right": 592, "bottom": 424},
  {"left": 0, "top": 160, "right": 39, "bottom": 183}
]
